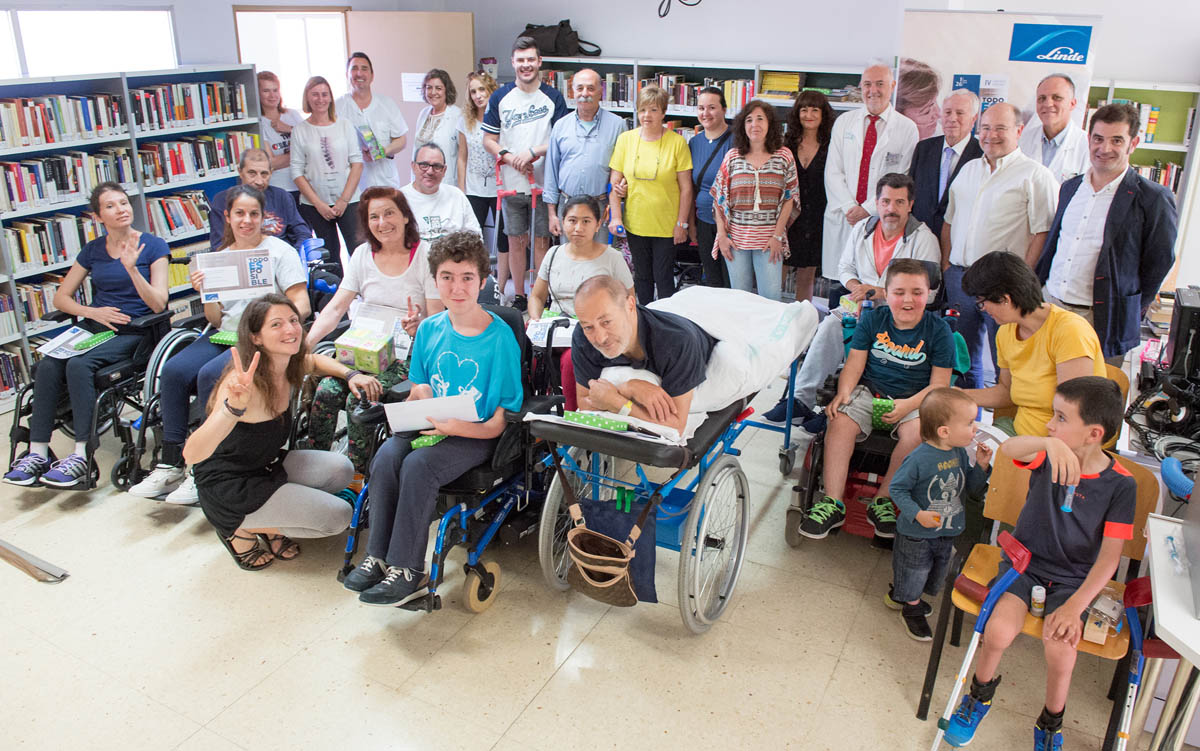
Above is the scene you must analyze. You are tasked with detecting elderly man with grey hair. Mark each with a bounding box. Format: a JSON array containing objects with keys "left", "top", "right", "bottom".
[
  {"left": 208, "top": 147, "right": 312, "bottom": 250},
  {"left": 400, "top": 142, "right": 482, "bottom": 241},
  {"left": 908, "top": 89, "right": 982, "bottom": 240},
  {"left": 941, "top": 102, "right": 1058, "bottom": 388},
  {"left": 1019, "top": 73, "right": 1091, "bottom": 184}
]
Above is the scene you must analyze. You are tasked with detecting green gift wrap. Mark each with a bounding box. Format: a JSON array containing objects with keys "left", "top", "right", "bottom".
[{"left": 871, "top": 398, "right": 894, "bottom": 431}]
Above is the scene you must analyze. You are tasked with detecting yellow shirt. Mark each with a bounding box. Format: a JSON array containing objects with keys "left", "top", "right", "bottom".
[
  {"left": 996, "top": 304, "right": 1106, "bottom": 436},
  {"left": 609, "top": 128, "right": 692, "bottom": 237}
]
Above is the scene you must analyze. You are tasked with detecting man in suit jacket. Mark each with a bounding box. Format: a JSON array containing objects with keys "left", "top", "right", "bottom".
[
  {"left": 909, "top": 89, "right": 982, "bottom": 240},
  {"left": 1036, "top": 103, "right": 1178, "bottom": 363}
]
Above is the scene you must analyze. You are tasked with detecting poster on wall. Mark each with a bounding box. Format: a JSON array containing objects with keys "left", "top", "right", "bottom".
[{"left": 899, "top": 11, "right": 1101, "bottom": 146}]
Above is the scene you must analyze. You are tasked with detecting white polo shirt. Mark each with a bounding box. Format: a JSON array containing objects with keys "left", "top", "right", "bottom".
[
  {"left": 945, "top": 148, "right": 1058, "bottom": 267},
  {"left": 335, "top": 92, "right": 410, "bottom": 191},
  {"left": 1045, "top": 170, "right": 1123, "bottom": 305}
]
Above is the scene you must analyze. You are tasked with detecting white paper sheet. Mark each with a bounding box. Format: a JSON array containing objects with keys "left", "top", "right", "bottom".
[
  {"left": 36, "top": 326, "right": 97, "bottom": 359},
  {"left": 194, "top": 249, "right": 275, "bottom": 303},
  {"left": 526, "top": 316, "right": 576, "bottom": 348},
  {"left": 384, "top": 393, "right": 479, "bottom": 433},
  {"left": 401, "top": 72, "right": 426, "bottom": 103}
]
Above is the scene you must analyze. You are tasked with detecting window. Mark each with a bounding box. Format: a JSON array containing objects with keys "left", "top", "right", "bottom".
[
  {"left": 17, "top": 10, "right": 177, "bottom": 77},
  {"left": 0, "top": 13, "right": 19, "bottom": 78},
  {"left": 235, "top": 10, "right": 348, "bottom": 113}
]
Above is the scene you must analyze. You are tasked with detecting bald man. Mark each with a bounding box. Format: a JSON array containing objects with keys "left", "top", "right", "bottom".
[
  {"left": 941, "top": 103, "right": 1058, "bottom": 388},
  {"left": 1018, "top": 74, "right": 1091, "bottom": 184},
  {"left": 571, "top": 275, "right": 714, "bottom": 435},
  {"left": 822, "top": 63, "right": 919, "bottom": 285}
]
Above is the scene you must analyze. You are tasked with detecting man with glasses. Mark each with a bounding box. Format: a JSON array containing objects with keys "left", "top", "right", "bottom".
[
  {"left": 336, "top": 51, "right": 409, "bottom": 191},
  {"left": 401, "top": 143, "right": 481, "bottom": 241}
]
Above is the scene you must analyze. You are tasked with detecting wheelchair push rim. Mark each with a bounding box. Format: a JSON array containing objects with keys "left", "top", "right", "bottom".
[
  {"left": 538, "top": 446, "right": 619, "bottom": 593},
  {"left": 678, "top": 454, "right": 749, "bottom": 634}
]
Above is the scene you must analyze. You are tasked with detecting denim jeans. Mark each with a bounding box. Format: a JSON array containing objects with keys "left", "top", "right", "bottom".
[
  {"left": 724, "top": 247, "right": 782, "bottom": 301},
  {"left": 29, "top": 333, "right": 146, "bottom": 444},
  {"left": 794, "top": 312, "right": 847, "bottom": 408},
  {"left": 892, "top": 532, "right": 955, "bottom": 603},
  {"left": 944, "top": 264, "right": 998, "bottom": 389}
]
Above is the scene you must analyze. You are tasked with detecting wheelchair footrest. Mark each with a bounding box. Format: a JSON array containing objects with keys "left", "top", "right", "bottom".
[{"left": 398, "top": 592, "right": 441, "bottom": 613}]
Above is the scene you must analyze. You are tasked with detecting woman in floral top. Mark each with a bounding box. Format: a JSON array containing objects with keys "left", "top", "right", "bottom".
[{"left": 710, "top": 100, "right": 799, "bottom": 301}]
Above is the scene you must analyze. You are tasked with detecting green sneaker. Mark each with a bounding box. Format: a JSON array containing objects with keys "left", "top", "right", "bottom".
[
  {"left": 867, "top": 496, "right": 897, "bottom": 538},
  {"left": 799, "top": 496, "right": 846, "bottom": 539}
]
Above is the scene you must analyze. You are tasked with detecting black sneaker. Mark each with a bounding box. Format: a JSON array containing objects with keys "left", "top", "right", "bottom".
[
  {"left": 867, "top": 496, "right": 897, "bottom": 538},
  {"left": 799, "top": 496, "right": 846, "bottom": 539},
  {"left": 343, "top": 555, "right": 386, "bottom": 592},
  {"left": 902, "top": 602, "right": 933, "bottom": 641},
  {"left": 510, "top": 294, "right": 528, "bottom": 312},
  {"left": 762, "top": 396, "right": 815, "bottom": 425},
  {"left": 359, "top": 565, "right": 427, "bottom": 606},
  {"left": 885, "top": 585, "right": 932, "bottom": 616}
]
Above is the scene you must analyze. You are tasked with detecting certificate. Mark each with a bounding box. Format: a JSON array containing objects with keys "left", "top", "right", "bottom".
[
  {"left": 384, "top": 393, "right": 478, "bottom": 433},
  {"left": 193, "top": 249, "right": 275, "bottom": 303}
]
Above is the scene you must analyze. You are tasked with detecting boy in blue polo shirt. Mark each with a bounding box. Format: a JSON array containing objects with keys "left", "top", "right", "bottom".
[{"left": 945, "top": 376, "right": 1136, "bottom": 750}]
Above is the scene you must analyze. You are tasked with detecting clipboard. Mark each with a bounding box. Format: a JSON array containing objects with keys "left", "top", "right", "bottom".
[{"left": 383, "top": 393, "right": 478, "bottom": 433}]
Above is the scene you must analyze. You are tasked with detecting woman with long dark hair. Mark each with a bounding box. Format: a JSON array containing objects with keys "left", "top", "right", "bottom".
[{"left": 783, "top": 90, "right": 834, "bottom": 303}]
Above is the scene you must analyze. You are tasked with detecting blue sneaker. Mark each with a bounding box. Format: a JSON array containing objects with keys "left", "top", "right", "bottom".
[
  {"left": 3, "top": 452, "right": 51, "bottom": 486},
  {"left": 40, "top": 453, "right": 90, "bottom": 489},
  {"left": 1033, "top": 724, "right": 1063, "bottom": 751},
  {"left": 944, "top": 693, "right": 992, "bottom": 747},
  {"left": 762, "top": 396, "right": 815, "bottom": 425}
]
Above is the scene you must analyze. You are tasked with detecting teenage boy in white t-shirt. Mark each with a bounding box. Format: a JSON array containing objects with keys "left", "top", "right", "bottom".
[{"left": 336, "top": 51, "right": 410, "bottom": 191}]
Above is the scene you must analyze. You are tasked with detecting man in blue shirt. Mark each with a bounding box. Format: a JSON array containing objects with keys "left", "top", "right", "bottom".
[
  {"left": 208, "top": 148, "right": 311, "bottom": 250},
  {"left": 544, "top": 68, "right": 627, "bottom": 244}
]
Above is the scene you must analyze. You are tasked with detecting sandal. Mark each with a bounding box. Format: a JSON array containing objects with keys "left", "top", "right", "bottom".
[
  {"left": 217, "top": 531, "right": 274, "bottom": 571},
  {"left": 261, "top": 534, "right": 301, "bottom": 560}
]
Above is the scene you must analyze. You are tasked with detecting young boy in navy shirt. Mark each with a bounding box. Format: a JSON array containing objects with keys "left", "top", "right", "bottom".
[
  {"left": 945, "top": 376, "right": 1136, "bottom": 750},
  {"left": 800, "top": 257, "right": 956, "bottom": 540}
]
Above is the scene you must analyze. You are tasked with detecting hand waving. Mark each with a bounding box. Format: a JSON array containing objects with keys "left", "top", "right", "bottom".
[
  {"left": 226, "top": 348, "right": 260, "bottom": 413},
  {"left": 401, "top": 295, "right": 423, "bottom": 337},
  {"left": 117, "top": 235, "right": 144, "bottom": 270}
]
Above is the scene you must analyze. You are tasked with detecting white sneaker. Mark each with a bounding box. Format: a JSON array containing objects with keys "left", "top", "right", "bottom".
[
  {"left": 128, "top": 464, "right": 186, "bottom": 498},
  {"left": 164, "top": 474, "right": 198, "bottom": 505}
]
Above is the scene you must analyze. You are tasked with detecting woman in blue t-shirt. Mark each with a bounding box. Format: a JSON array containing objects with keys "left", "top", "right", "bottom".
[
  {"left": 3, "top": 182, "right": 169, "bottom": 489},
  {"left": 341, "top": 231, "right": 523, "bottom": 607}
]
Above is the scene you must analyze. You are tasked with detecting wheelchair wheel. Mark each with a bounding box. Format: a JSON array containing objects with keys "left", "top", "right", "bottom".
[
  {"left": 538, "top": 447, "right": 617, "bottom": 592},
  {"left": 678, "top": 454, "right": 750, "bottom": 634},
  {"left": 110, "top": 450, "right": 135, "bottom": 492},
  {"left": 142, "top": 327, "right": 202, "bottom": 406},
  {"left": 463, "top": 561, "right": 502, "bottom": 613}
]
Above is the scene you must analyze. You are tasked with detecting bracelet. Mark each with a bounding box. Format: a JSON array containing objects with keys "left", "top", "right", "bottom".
[
  {"left": 345, "top": 369, "right": 361, "bottom": 382},
  {"left": 618, "top": 399, "right": 633, "bottom": 417},
  {"left": 223, "top": 398, "right": 247, "bottom": 417}
]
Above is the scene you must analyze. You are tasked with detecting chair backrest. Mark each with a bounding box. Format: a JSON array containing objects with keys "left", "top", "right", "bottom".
[
  {"left": 982, "top": 450, "right": 1160, "bottom": 561},
  {"left": 1102, "top": 362, "right": 1130, "bottom": 450},
  {"left": 483, "top": 304, "right": 532, "bottom": 399}
]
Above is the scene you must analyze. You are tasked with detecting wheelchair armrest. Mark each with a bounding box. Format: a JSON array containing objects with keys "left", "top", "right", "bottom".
[
  {"left": 504, "top": 395, "right": 564, "bottom": 423},
  {"left": 384, "top": 380, "right": 413, "bottom": 403},
  {"left": 174, "top": 312, "right": 209, "bottom": 330},
  {"left": 43, "top": 310, "right": 76, "bottom": 323},
  {"left": 127, "top": 310, "right": 174, "bottom": 332}
]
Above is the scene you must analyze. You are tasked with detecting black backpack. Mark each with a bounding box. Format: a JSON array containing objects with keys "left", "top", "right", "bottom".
[{"left": 521, "top": 20, "right": 601, "bottom": 57}]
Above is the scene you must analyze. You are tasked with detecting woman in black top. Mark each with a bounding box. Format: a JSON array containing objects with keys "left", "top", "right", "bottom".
[
  {"left": 183, "top": 294, "right": 360, "bottom": 570},
  {"left": 783, "top": 90, "right": 835, "bottom": 303}
]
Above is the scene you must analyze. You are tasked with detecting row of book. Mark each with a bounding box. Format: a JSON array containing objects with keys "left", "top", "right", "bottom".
[
  {"left": 0, "top": 346, "right": 28, "bottom": 401},
  {"left": 137, "top": 130, "right": 257, "bottom": 187},
  {"left": 541, "top": 70, "right": 638, "bottom": 107},
  {"left": 130, "top": 81, "right": 251, "bottom": 133},
  {"left": 168, "top": 291, "right": 203, "bottom": 325},
  {"left": 1, "top": 212, "right": 103, "bottom": 275},
  {"left": 1132, "top": 160, "right": 1184, "bottom": 194},
  {"left": 168, "top": 242, "right": 206, "bottom": 291},
  {"left": 0, "top": 94, "right": 127, "bottom": 150},
  {"left": 146, "top": 192, "right": 210, "bottom": 239},
  {"left": 14, "top": 275, "right": 93, "bottom": 327},
  {"left": 1086, "top": 100, "right": 1165, "bottom": 143},
  {"left": 1, "top": 147, "right": 136, "bottom": 214}
]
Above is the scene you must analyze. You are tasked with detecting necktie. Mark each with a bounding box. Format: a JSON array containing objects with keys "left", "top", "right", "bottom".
[
  {"left": 938, "top": 145, "right": 955, "bottom": 199},
  {"left": 855, "top": 115, "right": 880, "bottom": 204}
]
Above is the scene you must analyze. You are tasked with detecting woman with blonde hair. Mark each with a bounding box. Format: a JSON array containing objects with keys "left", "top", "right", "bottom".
[
  {"left": 456, "top": 72, "right": 505, "bottom": 285},
  {"left": 257, "top": 71, "right": 304, "bottom": 201}
]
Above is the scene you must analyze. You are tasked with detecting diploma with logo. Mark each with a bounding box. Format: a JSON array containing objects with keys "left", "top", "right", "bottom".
[{"left": 193, "top": 249, "right": 275, "bottom": 303}]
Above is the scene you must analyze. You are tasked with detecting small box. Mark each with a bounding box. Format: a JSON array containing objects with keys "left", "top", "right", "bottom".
[{"left": 335, "top": 327, "right": 393, "bottom": 375}]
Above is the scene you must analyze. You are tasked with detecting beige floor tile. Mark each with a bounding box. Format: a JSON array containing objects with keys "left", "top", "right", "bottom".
[
  {"left": 505, "top": 601, "right": 837, "bottom": 751},
  {"left": 174, "top": 728, "right": 246, "bottom": 751},
  {"left": 207, "top": 649, "right": 500, "bottom": 750}
]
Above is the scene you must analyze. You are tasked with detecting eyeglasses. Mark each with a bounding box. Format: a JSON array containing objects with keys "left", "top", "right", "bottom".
[
  {"left": 974, "top": 298, "right": 988, "bottom": 312},
  {"left": 416, "top": 161, "right": 447, "bottom": 172}
]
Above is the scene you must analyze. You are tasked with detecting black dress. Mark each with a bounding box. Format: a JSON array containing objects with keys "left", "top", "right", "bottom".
[
  {"left": 196, "top": 411, "right": 293, "bottom": 538},
  {"left": 785, "top": 141, "right": 829, "bottom": 269}
]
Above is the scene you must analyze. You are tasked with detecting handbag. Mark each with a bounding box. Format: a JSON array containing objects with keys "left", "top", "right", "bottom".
[{"left": 522, "top": 20, "right": 601, "bottom": 57}]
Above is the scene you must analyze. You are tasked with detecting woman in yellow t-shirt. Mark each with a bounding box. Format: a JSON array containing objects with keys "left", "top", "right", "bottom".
[
  {"left": 608, "top": 84, "right": 693, "bottom": 304},
  {"left": 961, "top": 251, "right": 1105, "bottom": 436}
]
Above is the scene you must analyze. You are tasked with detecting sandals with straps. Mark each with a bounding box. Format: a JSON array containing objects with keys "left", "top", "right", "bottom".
[
  {"left": 261, "top": 534, "right": 300, "bottom": 560},
  {"left": 218, "top": 531, "right": 274, "bottom": 571}
]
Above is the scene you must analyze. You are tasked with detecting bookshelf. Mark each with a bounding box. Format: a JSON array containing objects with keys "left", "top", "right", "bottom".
[{"left": 0, "top": 64, "right": 258, "bottom": 407}]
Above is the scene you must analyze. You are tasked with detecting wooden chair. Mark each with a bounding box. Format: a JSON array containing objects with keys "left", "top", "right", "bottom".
[{"left": 916, "top": 452, "right": 1160, "bottom": 750}]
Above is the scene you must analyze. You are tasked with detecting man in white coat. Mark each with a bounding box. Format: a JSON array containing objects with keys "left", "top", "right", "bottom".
[
  {"left": 1018, "top": 73, "right": 1090, "bottom": 185},
  {"left": 822, "top": 64, "right": 920, "bottom": 285}
]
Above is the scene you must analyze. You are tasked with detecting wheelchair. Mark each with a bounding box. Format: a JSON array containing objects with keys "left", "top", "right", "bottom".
[
  {"left": 531, "top": 398, "right": 754, "bottom": 635},
  {"left": 335, "top": 304, "right": 563, "bottom": 613},
  {"left": 7, "top": 308, "right": 174, "bottom": 490}
]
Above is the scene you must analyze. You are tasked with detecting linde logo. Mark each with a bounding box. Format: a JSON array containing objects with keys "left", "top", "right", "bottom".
[{"left": 1008, "top": 23, "right": 1092, "bottom": 66}]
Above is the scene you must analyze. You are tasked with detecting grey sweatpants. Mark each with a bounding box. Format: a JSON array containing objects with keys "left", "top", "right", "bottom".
[{"left": 240, "top": 450, "right": 354, "bottom": 538}]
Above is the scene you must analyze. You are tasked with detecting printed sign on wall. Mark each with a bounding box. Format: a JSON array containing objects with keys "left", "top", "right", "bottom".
[{"left": 1008, "top": 23, "right": 1093, "bottom": 65}]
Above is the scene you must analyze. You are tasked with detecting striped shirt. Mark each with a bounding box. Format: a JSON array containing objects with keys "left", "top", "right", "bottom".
[{"left": 711, "top": 147, "right": 798, "bottom": 251}]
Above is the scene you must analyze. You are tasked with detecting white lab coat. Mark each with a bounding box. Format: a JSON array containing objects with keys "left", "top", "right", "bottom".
[
  {"left": 1018, "top": 118, "right": 1090, "bottom": 185},
  {"left": 821, "top": 105, "right": 919, "bottom": 279}
]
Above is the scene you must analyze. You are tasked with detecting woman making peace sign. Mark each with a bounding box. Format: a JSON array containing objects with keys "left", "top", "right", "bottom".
[{"left": 183, "top": 294, "right": 356, "bottom": 570}]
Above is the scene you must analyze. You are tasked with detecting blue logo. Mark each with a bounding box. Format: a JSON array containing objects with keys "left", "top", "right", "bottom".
[{"left": 1008, "top": 23, "right": 1092, "bottom": 65}]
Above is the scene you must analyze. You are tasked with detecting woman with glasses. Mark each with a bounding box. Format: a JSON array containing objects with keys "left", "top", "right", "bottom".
[
  {"left": 413, "top": 69, "right": 463, "bottom": 188},
  {"left": 710, "top": 100, "right": 798, "bottom": 301},
  {"left": 607, "top": 84, "right": 693, "bottom": 303},
  {"left": 961, "top": 251, "right": 1105, "bottom": 437}
]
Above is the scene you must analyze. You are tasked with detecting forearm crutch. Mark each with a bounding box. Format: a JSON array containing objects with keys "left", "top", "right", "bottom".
[
  {"left": 931, "top": 531, "right": 1031, "bottom": 750},
  {"left": 1115, "top": 577, "right": 1151, "bottom": 751}
]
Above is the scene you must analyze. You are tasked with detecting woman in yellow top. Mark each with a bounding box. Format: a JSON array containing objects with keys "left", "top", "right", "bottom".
[
  {"left": 962, "top": 251, "right": 1105, "bottom": 436},
  {"left": 608, "top": 84, "right": 693, "bottom": 303}
]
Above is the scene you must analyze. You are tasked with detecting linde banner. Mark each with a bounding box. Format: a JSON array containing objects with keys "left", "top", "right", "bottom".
[{"left": 898, "top": 11, "right": 1100, "bottom": 142}]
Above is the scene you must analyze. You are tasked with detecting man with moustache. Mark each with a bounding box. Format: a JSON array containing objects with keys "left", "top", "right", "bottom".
[
  {"left": 1018, "top": 74, "right": 1090, "bottom": 185},
  {"left": 942, "top": 103, "right": 1058, "bottom": 388},
  {"left": 909, "top": 89, "right": 982, "bottom": 240},
  {"left": 822, "top": 63, "right": 920, "bottom": 288},
  {"left": 335, "top": 52, "right": 409, "bottom": 191},
  {"left": 1036, "top": 103, "right": 1178, "bottom": 365},
  {"left": 544, "top": 68, "right": 627, "bottom": 244}
]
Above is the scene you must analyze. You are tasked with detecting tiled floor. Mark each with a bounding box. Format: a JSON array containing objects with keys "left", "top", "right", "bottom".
[{"left": 1, "top": 381, "right": 1147, "bottom": 750}]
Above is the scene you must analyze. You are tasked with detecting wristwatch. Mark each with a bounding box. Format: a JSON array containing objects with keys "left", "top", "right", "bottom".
[
  {"left": 773, "top": 234, "right": 785, "bottom": 242},
  {"left": 677, "top": 221, "right": 689, "bottom": 229},
  {"left": 498, "top": 149, "right": 510, "bottom": 159}
]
